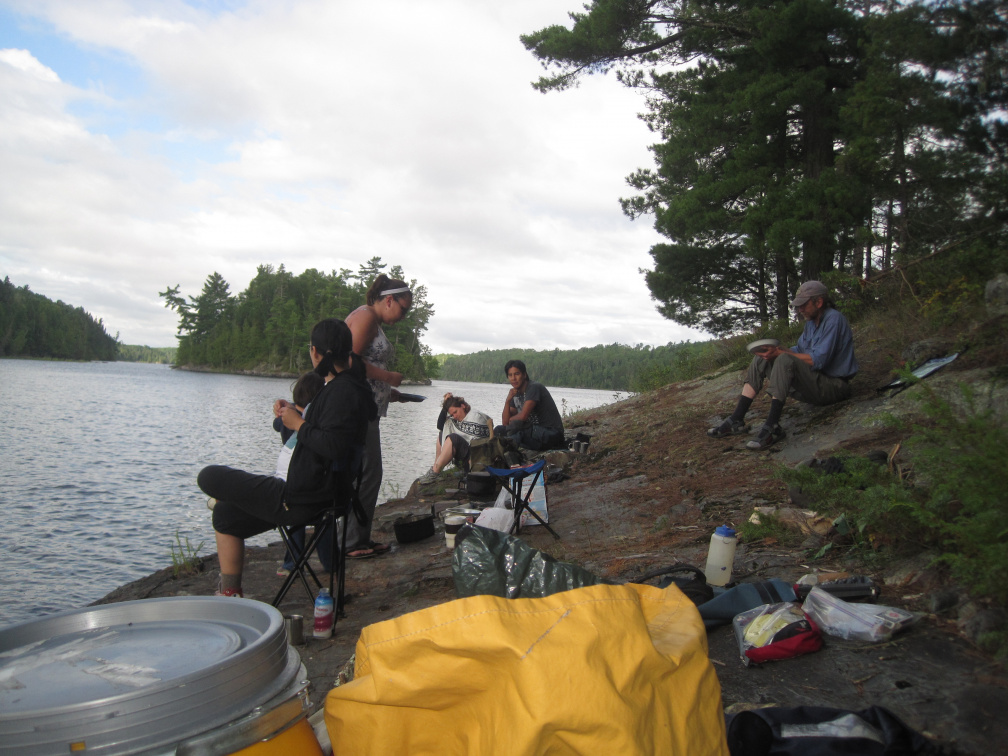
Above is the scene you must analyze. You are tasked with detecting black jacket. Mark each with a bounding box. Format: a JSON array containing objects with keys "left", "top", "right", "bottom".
[{"left": 284, "top": 368, "right": 376, "bottom": 507}]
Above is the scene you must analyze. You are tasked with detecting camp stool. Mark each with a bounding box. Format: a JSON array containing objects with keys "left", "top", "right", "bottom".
[
  {"left": 272, "top": 445, "right": 365, "bottom": 620},
  {"left": 485, "top": 459, "right": 560, "bottom": 540}
]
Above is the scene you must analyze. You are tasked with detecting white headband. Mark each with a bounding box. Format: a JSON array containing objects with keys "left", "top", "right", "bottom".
[{"left": 379, "top": 287, "right": 411, "bottom": 297}]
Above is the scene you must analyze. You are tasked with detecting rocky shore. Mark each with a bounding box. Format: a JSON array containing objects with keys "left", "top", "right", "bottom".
[{"left": 96, "top": 359, "right": 1008, "bottom": 755}]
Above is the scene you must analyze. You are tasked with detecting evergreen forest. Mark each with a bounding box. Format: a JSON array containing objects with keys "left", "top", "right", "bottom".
[
  {"left": 161, "top": 258, "right": 439, "bottom": 380},
  {"left": 0, "top": 277, "right": 119, "bottom": 361},
  {"left": 117, "top": 344, "right": 177, "bottom": 364},
  {"left": 523, "top": 0, "right": 1007, "bottom": 335},
  {"left": 438, "top": 342, "right": 718, "bottom": 392}
]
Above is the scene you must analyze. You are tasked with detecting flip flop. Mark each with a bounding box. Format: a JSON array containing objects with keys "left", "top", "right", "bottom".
[
  {"left": 346, "top": 547, "right": 377, "bottom": 560},
  {"left": 369, "top": 541, "right": 392, "bottom": 555}
]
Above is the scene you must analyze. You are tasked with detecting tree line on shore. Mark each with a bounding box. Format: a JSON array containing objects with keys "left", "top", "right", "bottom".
[
  {"left": 438, "top": 342, "right": 725, "bottom": 392},
  {"left": 1, "top": 269, "right": 729, "bottom": 391},
  {"left": 160, "top": 257, "right": 439, "bottom": 380},
  {"left": 118, "top": 344, "right": 176, "bottom": 363},
  {"left": 0, "top": 277, "right": 118, "bottom": 361}
]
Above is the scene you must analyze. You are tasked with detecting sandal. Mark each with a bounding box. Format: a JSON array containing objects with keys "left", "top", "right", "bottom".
[
  {"left": 346, "top": 547, "right": 377, "bottom": 559},
  {"left": 369, "top": 541, "right": 392, "bottom": 555},
  {"left": 707, "top": 419, "right": 748, "bottom": 438},
  {"left": 746, "top": 424, "right": 786, "bottom": 450}
]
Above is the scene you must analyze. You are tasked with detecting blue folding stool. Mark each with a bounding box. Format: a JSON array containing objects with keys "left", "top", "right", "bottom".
[{"left": 485, "top": 459, "right": 560, "bottom": 540}]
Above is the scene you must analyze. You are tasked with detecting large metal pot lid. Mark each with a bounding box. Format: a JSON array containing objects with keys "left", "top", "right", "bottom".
[{"left": 0, "top": 596, "right": 300, "bottom": 755}]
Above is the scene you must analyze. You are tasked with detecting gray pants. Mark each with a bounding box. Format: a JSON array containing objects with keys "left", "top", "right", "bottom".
[
  {"left": 344, "top": 416, "right": 382, "bottom": 551},
  {"left": 745, "top": 352, "right": 851, "bottom": 406}
]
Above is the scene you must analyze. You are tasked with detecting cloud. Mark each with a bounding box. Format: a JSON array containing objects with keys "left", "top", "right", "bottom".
[{"left": 0, "top": 1, "right": 708, "bottom": 352}]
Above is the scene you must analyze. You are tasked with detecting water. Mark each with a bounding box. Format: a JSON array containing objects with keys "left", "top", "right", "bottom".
[{"left": 0, "top": 360, "right": 628, "bottom": 627}]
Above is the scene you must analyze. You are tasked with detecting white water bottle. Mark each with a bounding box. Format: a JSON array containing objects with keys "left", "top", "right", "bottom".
[
  {"left": 704, "top": 526, "right": 737, "bottom": 587},
  {"left": 313, "top": 588, "right": 334, "bottom": 639}
]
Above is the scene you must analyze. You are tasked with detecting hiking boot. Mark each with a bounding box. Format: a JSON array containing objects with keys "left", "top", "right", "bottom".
[
  {"left": 416, "top": 467, "right": 439, "bottom": 486},
  {"left": 707, "top": 418, "right": 748, "bottom": 438},
  {"left": 746, "top": 424, "right": 786, "bottom": 450}
]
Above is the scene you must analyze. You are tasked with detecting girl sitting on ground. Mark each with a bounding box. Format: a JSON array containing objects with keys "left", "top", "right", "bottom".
[{"left": 416, "top": 396, "right": 492, "bottom": 485}]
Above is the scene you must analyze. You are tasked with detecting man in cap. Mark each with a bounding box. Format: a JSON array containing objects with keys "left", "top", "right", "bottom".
[{"left": 707, "top": 280, "right": 859, "bottom": 450}]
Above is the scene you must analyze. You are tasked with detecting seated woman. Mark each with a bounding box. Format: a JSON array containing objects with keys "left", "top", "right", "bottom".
[
  {"left": 272, "top": 370, "right": 326, "bottom": 577},
  {"left": 197, "top": 318, "right": 376, "bottom": 598},
  {"left": 416, "top": 395, "right": 492, "bottom": 484}
]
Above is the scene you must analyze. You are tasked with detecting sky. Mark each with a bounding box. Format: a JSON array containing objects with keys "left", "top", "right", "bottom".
[{"left": 0, "top": 0, "right": 709, "bottom": 354}]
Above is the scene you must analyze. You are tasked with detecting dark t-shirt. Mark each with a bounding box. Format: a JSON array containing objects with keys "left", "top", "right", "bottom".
[{"left": 518, "top": 381, "right": 563, "bottom": 432}]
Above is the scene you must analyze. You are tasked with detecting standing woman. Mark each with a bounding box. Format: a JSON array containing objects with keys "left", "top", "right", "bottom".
[
  {"left": 344, "top": 274, "right": 413, "bottom": 558},
  {"left": 198, "top": 318, "right": 376, "bottom": 597}
]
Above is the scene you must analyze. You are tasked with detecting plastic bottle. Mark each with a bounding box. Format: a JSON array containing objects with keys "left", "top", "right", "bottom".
[
  {"left": 704, "top": 525, "right": 737, "bottom": 587},
  {"left": 313, "top": 588, "right": 334, "bottom": 639}
]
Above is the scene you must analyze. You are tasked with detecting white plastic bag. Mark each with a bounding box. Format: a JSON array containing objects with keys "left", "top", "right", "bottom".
[
  {"left": 801, "top": 586, "right": 918, "bottom": 642},
  {"left": 474, "top": 508, "right": 514, "bottom": 533},
  {"left": 493, "top": 486, "right": 511, "bottom": 509}
]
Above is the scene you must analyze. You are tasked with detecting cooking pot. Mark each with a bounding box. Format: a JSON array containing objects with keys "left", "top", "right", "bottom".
[
  {"left": 459, "top": 471, "right": 496, "bottom": 497},
  {"left": 393, "top": 507, "right": 436, "bottom": 544}
]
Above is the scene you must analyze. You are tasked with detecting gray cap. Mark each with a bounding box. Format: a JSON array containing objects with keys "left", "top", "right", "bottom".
[{"left": 790, "top": 280, "right": 828, "bottom": 308}]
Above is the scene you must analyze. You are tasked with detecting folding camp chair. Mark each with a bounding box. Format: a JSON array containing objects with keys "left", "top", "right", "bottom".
[
  {"left": 272, "top": 446, "right": 364, "bottom": 618},
  {"left": 485, "top": 459, "right": 560, "bottom": 540}
]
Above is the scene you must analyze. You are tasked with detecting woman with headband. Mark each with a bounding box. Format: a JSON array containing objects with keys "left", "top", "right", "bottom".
[
  {"left": 343, "top": 274, "right": 414, "bottom": 558},
  {"left": 197, "top": 318, "right": 376, "bottom": 597}
]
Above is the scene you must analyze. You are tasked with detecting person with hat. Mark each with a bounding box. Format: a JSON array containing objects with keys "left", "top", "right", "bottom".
[{"left": 707, "top": 280, "right": 859, "bottom": 450}]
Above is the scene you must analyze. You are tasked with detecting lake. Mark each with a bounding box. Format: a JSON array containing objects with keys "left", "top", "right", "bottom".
[{"left": 0, "top": 359, "right": 628, "bottom": 627}]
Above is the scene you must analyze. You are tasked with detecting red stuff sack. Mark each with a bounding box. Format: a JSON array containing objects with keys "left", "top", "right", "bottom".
[{"left": 732, "top": 602, "right": 823, "bottom": 666}]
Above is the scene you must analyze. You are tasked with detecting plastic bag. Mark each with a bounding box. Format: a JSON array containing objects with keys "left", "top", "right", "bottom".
[
  {"left": 801, "top": 586, "right": 918, "bottom": 642},
  {"left": 473, "top": 507, "right": 513, "bottom": 533},
  {"left": 493, "top": 485, "right": 511, "bottom": 509},
  {"left": 732, "top": 602, "right": 822, "bottom": 666},
  {"left": 452, "top": 525, "right": 609, "bottom": 599}
]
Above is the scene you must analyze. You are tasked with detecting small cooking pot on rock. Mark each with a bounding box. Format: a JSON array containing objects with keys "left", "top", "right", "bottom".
[
  {"left": 393, "top": 506, "right": 436, "bottom": 544},
  {"left": 459, "top": 470, "right": 496, "bottom": 497}
]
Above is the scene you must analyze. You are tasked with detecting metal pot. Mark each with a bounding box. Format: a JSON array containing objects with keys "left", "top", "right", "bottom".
[
  {"left": 393, "top": 509, "right": 436, "bottom": 544},
  {"left": 460, "top": 471, "right": 496, "bottom": 497}
]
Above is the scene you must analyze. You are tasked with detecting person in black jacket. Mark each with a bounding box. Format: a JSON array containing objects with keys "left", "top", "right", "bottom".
[{"left": 198, "top": 318, "right": 377, "bottom": 598}]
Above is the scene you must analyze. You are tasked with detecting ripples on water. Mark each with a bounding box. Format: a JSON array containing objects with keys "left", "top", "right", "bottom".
[{"left": 0, "top": 360, "right": 628, "bottom": 627}]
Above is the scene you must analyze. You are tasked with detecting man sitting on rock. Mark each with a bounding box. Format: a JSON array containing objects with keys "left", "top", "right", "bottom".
[
  {"left": 497, "top": 359, "right": 565, "bottom": 451},
  {"left": 707, "top": 280, "right": 859, "bottom": 450}
]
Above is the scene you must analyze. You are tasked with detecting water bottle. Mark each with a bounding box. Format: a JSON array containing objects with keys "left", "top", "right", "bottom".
[
  {"left": 313, "top": 588, "right": 334, "bottom": 639},
  {"left": 704, "top": 525, "right": 737, "bottom": 587}
]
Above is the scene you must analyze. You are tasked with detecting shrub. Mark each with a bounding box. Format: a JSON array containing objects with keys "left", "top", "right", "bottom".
[
  {"left": 778, "top": 380, "right": 1008, "bottom": 607},
  {"left": 903, "top": 383, "right": 1008, "bottom": 604}
]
